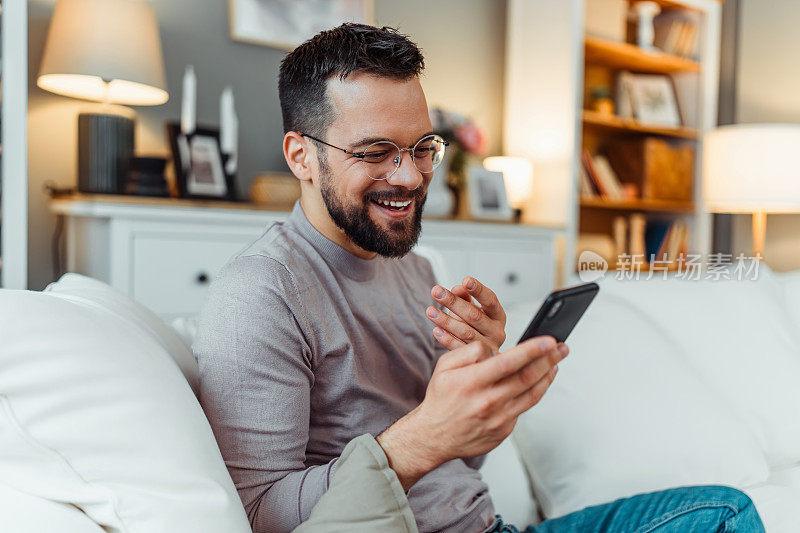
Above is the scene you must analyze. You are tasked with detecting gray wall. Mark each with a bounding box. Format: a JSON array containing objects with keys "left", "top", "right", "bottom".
[
  {"left": 733, "top": 0, "right": 800, "bottom": 271},
  {"left": 27, "top": 0, "right": 505, "bottom": 289}
]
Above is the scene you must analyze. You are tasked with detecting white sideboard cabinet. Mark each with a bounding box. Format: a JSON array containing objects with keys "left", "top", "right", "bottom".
[{"left": 51, "top": 195, "right": 561, "bottom": 322}]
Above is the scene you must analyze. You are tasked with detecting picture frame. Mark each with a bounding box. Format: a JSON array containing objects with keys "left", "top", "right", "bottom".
[
  {"left": 466, "top": 166, "right": 514, "bottom": 221},
  {"left": 623, "top": 73, "right": 683, "bottom": 127},
  {"left": 228, "top": 0, "right": 374, "bottom": 51},
  {"left": 166, "top": 123, "right": 236, "bottom": 200}
]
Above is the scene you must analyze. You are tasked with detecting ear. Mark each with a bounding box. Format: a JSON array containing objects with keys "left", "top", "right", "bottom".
[{"left": 283, "top": 132, "right": 315, "bottom": 183}]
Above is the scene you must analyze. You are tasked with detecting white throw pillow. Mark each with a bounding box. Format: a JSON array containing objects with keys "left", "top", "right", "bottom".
[
  {"left": 774, "top": 269, "right": 800, "bottom": 337},
  {"left": 45, "top": 273, "right": 199, "bottom": 395},
  {"left": 598, "top": 267, "right": 800, "bottom": 467},
  {"left": 0, "top": 483, "right": 106, "bottom": 533},
  {"left": 0, "top": 289, "right": 250, "bottom": 533},
  {"left": 743, "top": 484, "right": 800, "bottom": 533},
  {"left": 511, "top": 293, "right": 769, "bottom": 519}
]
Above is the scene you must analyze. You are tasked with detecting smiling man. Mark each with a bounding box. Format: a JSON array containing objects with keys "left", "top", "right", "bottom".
[{"left": 195, "top": 23, "right": 763, "bottom": 533}]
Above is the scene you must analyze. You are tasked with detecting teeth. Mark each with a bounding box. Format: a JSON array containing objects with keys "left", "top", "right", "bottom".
[{"left": 377, "top": 199, "right": 411, "bottom": 208}]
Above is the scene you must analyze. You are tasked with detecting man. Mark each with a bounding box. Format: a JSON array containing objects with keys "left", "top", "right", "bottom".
[{"left": 195, "top": 23, "right": 763, "bottom": 533}]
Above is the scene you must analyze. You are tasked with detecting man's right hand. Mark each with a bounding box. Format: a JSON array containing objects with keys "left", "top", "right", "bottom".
[{"left": 376, "top": 336, "right": 568, "bottom": 490}]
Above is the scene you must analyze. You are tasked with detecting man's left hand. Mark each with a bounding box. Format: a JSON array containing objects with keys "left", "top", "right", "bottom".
[{"left": 426, "top": 277, "right": 507, "bottom": 351}]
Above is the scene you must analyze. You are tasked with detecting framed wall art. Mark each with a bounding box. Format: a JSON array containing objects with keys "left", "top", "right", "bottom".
[{"left": 228, "top": 0, "right": 374, "bottom": 50}]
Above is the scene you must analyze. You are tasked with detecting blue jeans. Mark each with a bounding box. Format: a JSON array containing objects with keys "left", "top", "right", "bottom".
[{"left": 486, "top": 485, "right": 764, "bottom": 533}]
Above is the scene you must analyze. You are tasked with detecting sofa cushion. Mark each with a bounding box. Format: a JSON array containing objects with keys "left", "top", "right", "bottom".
[
  {"left": 0, "top": 482, "right": 106, "bottom": 533},
  {"left": 510, "top": 292, "right": 770, "bottom": 519},
  {"left": 774, "top": 269, "right": 800, "bottom": 337},
  {"left": 44, "top": 273, "right": 199, "bottom": 395},
  {"left": 0, "top": 288, "right": 250, "bottom": 533},
  {"left": 598, "top": 266, "right": 800, "bottom": 467}
]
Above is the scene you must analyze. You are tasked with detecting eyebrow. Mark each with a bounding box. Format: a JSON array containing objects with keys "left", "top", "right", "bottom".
[{"left": 348, "top": 131, "right": 437, "bottom": 151}]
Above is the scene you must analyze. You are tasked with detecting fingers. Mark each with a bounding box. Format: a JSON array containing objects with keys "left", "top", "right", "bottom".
[
  {"left": 432, "top": 326, "right": 466, "bottom": 351},
  {"left": 433, "top": 339, "right": 495, "bottom": 373},
  {"left": 462, "top": 277, "right": 506, "bottom": 323},
  {"left": 427, "top": 306, "right": 482, "bottom": 344},
  {"left": 506, "top": 364, "right": 559, "bottom": 418},
  {"left": 451, "top": 285, "right": 475, "bottom": 305},
  {"left": 474, "top": 336, "right": 558, "bottom": 386},
  {"left": 432, "top": 285, "right": 494, "bottom": 336},
  {"left": 493, "top": 342, "right": 567, "bottom": 399}
]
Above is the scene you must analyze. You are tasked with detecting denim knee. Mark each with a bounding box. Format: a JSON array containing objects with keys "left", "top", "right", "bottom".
[
  {"left": 707, "top": 485, "right": 754, "bottom": 511},
  {"left": 701, "top": 486, "right": 763, "bottom": 532}
]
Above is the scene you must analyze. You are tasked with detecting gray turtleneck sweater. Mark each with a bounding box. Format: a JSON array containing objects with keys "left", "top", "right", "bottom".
[{"left": 194, "top": 202, "right": 494, "bottom": 533}]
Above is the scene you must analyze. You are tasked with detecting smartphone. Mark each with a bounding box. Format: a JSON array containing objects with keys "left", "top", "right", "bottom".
[{"left": 517, "top": 282, "right": 599, "bottom": 344}]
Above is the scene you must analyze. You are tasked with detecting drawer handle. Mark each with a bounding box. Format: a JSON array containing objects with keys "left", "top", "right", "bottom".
[
  {"left": 196, "top": 272, "right": 210, "bottom": 285},
  {"left": 506, "top": 272, "right": 519, "bottom": 285}
]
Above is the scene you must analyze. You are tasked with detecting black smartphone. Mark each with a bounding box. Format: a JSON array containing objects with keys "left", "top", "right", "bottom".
[{"left": 517, "top": 282, "right": 599, "bottom": 344}]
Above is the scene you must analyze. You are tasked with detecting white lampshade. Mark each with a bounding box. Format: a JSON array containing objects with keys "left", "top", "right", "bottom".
[
  {"left": 703, "top": 124, "right": 800, "bottom": 213},
  {"left": 483, "top": 156, "right": 534, "bottom": 209},
  {"left": 37, "top": 0, "right": 168, "bottom": 106}
]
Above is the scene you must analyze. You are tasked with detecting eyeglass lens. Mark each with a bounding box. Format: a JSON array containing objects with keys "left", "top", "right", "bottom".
[{"left": 362, "top": 134, "right": 446, "bottom": 180}]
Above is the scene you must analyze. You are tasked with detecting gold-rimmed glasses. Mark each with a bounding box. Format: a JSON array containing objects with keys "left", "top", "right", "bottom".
[{"left": 301, "top": 133, "right": 449, "bottom": 181}]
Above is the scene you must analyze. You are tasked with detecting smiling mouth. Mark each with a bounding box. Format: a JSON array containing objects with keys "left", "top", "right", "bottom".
[{"left": 371, "top": 198, "right": 413, "bottom": 211}]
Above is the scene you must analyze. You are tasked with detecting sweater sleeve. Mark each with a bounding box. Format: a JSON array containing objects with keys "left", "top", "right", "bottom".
[{"left": 194, "top": 254, "right": 332, "bottom": 533}]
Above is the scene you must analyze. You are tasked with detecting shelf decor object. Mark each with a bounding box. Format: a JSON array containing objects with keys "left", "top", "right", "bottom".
[
  {"left": 483, "top": 156, "right": 534, "bottom": 212},
  {"left": 37, "top": 0, "right": 168, "bottom": 194},
  {"left": 703, "top": 124, "right": 800, "bottom": 258}
]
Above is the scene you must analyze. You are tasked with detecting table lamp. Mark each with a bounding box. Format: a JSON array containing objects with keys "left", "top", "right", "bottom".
[
  {"left": 703, "top": 124, "right": 800, "bottom": 257},
  {"left": 37, "top": 0, "right": 168, "bottom": 194},
  {"left": 482, "top": 156, "right": 534, "bottom": 215}
]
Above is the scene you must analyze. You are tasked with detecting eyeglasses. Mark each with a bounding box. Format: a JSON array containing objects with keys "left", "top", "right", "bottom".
[{"left": 301, "top": 133, "right": 449, "bottom": 181}]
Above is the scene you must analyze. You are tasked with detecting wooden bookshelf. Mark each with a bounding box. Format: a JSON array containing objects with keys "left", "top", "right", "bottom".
[
  {"left": 580, "top": 196, "right": 695, "bottom": 213},
  {"left": 582, "top": 110, "right": 698, "bottom": 139},
  {"left": 584, "top": 35, "right": 701, "bottom": 74},
  {"left": 572, "top": 0, "right": 722, "bottom": 274}
]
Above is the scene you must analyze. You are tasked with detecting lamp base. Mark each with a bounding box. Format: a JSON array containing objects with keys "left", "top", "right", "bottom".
[
  {"left": 752, "top": 211, "right": 767, "bottom": 259},
  {"left": 78, "top": 113, "right": 134, "bottom": 194}
]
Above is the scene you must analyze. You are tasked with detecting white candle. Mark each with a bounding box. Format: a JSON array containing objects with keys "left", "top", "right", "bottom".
[
  {"left": 225, "top": 112, "right": 239, "bottom": 175},
  {"left": 220, "top": 86, "right": 235, "bottom": 153},
  {"left": 181, "top": 65, "right": 196, "bottom": 135}
]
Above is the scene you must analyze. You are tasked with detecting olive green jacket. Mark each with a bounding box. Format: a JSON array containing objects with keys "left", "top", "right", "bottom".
[{"left": 294, "top": 434, "right": 418, "bottom": 532}]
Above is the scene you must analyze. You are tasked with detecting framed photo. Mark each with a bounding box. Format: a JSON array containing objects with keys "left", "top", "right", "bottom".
[
  {"left": 166, "top": 123, "right": 235, "bottom": 200},
  {"left": 466, "top": 166, "right": 513, "bottom": 221},
  {"left": 228, "top": 0, "right": 374, "bottom": 51},
  {"left": 624, "top": 74, "right": 682, "bottom": 127}
]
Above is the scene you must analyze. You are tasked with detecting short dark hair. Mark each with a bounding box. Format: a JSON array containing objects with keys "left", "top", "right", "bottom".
[{"left": 278, "top": 23, "right": 425, "bottom": 136}]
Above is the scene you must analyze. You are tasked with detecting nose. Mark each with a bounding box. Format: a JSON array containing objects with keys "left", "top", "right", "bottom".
[{"left": 385, "top": 149, "right": 423, "bottom": 190}]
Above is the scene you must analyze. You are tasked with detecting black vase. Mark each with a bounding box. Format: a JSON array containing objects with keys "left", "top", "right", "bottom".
[{"left": 77, "top": 113, "right": 134, "bottom": 194}]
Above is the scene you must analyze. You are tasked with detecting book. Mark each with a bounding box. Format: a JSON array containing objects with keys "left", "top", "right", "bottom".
[
  {"left": 667, "top": 221, "right": 686, "bottom": 261},
  {"left": 579, "top": 165, "right": 597, "bottom": 197},
  {"left": 582, "top": 149, "right": 607, "bottom": 197},
  {"left": 592, "top": 155, "right": 624, "bottom": 199},
  {"left": 653, "top": 11, "right": 701, "bottom": 60},
  {"left": 645, "top": 221, "right": 671, "bottom": 259},
  {"left": 613, "top": 216, "right": 627, "bottom": 259},
  {"left": 628, "top": 214, "right": 647, "bottom": 258}
]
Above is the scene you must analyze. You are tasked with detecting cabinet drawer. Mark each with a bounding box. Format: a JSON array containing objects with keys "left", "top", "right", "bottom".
[
  {"left": 419, "top": 235, "right": 555, "bottom": 308},
  {"left": 131, "top": 234, "right": 251, "bottom": 318},
  {"left": 469, "top": 245, "right": 553, "bottom": 307}
]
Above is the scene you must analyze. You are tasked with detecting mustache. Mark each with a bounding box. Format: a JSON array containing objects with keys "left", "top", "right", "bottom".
[{"left": 364, "top": 189, "right": 425, "bottom": 203}]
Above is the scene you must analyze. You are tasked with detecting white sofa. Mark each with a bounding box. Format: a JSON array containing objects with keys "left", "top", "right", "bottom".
[{"left": 2, "top": 266, "right": 800, "bottom": 532}]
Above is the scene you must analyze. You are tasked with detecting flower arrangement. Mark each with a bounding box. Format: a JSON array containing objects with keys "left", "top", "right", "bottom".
[{"left": 429, "top": 107, "right": 487, "bottom": 189}]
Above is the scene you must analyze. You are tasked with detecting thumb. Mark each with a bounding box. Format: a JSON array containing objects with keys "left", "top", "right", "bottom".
[{"left": 434, "top": 340, "right": 496, "bottom": 374}]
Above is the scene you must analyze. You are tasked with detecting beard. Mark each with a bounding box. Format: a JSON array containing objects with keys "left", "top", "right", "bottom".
[{"left": 318, "top": 154, "right": 427, "bottom": 258}]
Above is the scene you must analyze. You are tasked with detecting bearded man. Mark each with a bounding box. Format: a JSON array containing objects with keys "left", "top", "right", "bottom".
[{"left": 195, "top": 23, "right": 763, "bottom": 533}]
